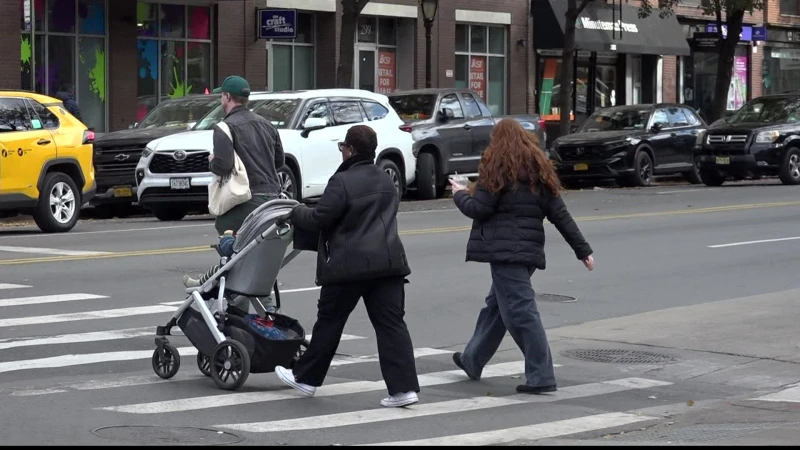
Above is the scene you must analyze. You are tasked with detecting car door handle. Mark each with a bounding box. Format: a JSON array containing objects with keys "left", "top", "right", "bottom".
[
  {"left": 37, "top": 139, "right": 51, "bottom": 145},
  {"left": 463, "top": 124, "right": 472, "bottom": 130}
]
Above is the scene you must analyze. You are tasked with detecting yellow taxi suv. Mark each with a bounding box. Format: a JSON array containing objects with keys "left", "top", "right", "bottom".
[{"left": 0, "top": 91, "right": 95, "bottom": 233}]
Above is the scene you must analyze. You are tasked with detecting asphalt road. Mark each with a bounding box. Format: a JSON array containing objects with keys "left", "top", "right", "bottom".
[{"left": 1, "top": 180, "right": 800, "bottom": 445}]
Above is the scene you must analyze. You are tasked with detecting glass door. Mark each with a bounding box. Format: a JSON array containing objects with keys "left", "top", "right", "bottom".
[{"left": 356, "top": 46, "right": 376, "bottom": 91}]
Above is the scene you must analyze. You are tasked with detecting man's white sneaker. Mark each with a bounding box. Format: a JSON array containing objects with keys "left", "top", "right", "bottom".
[
  {"left": 380, "top": 391, "right": 419, "bottom": 407},
  {"left": 275, "top": 366, "right": 316, "bottom": 397}
]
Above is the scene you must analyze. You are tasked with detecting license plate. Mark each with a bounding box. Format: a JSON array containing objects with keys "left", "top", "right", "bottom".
[
  {"left": 715, "top": 156, "right": 730, "bottom": 165},
  {"left": 574, "top": 163, "right": 589, "bottom": 171},
  {"left": 113, "top": 187, "right": 132, "bottom": 198},
  {"left": 170, "top": 178, "right": 190, "bottom": 190}
]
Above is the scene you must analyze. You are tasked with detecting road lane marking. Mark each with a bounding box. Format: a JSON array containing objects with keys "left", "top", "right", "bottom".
[
  {"left": 0, "top": 327, "right": 153, "bottom": 350},
  {"left": 749, "top": 385, "right": 800, "bottom": 403},
  {"left": 656, "top": 189, "right": 710, "bottom": 195},
  {"left": 0, "top": 283, "right": 31, "bottom": 290},
  {"left": 708, "top": 236, "right": 800, "bottom": 248},
  {"left": 3, "top": 199, "right": 800, "bottom": 266},
  {"left": 361, "top": 412, "right": 658, "bottom": 446},
  {"left": 0, "top": 245, "right": 111, "bottom": 256},
  {"left": 97, "top": 360, "right": 547, "bottom": 414},
  {"left": 0, "top": 305, "right": 178, "bottom": 328},
  {"left": 0, "top": 293, "right": 107, "bottom": 308},
  {"left": 217, "top": 377, "right": 672, "bottom": 433}
]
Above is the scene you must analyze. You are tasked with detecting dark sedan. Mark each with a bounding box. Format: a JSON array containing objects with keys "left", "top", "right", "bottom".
[{"left": 550, "top": 104, "right": 707, "bottom": 187}]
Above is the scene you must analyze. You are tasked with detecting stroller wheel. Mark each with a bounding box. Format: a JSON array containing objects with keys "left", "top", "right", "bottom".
[
  {"left": 210, "top": 339, "right": 250, "bottom": 391},
  {"left": 152, "top": 343, "right": 180, "bottom": 379},
  {"left": 197, "top": 353, "right": 212, "bottom": 377}
]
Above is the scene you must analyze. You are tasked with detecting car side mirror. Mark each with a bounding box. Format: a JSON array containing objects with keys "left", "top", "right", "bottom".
[
  {"left": 186, "top": 121, "right": 196, "bottom": 130},
  {"left": 651, "top": 123, "right": 663, "bottom": 133},
  {"left": 438, "top": 107, "right": 455, "bottom": 122},
  {"left": 300, "top": 117, "right": 328, "bottom": 138},
  {"left": 129, "top": 122, "right": 138, "bottom": 129}
]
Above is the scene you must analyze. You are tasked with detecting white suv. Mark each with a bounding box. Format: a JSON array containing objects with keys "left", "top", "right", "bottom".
[{"left": 135, "top": 89, "right": 416, "bottom": 221}]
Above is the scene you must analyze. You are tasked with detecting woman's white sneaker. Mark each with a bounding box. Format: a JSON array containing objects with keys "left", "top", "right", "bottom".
[
  {"left": 380, "top": 391, "right": 419, "bottom": 407},
  {"left": 275, "top": 366, "right": 316, "bottom": 397}
]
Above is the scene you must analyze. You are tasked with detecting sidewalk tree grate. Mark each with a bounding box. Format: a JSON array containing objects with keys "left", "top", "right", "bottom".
[
  {"left": 92, "top": 426, "right": 242, "bottom": 445},
  {"left": 560, "top": 349, "right": 677, "bottom": 364},
  {"left": 538, "top": 293, "right": 577, "bottom": 303},
  {"left": 607, "top": 422, "right": 800, "bottom": 443}
]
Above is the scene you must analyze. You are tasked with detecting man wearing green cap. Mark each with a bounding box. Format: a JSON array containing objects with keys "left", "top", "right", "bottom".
[{"left": 208, "top": 75, "right": 285, "bottom": 234}]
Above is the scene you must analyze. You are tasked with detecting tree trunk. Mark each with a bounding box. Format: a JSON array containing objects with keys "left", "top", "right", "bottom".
[
  {"left": 336, "top": 0, "right": 369, "bottom": 89},
  {"left": 558, "top": 13, "right": 577, "bottom": 137},
  {"left": 710, "top": 10, "right": 745, "bottom": 122}
]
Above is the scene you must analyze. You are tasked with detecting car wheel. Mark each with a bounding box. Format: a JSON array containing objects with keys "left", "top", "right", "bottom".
[
  {"left": 33, "top": 172, "right": 81, "bottom": 233},
  {"left": 277, "top": 166, "right": 299, "bottom": 200},
  {"left": 779, "top": 148, "right": 800, "bottom": 185},
  {"left": 627, "top": 150, "right": 653, "bottom": 187},
  {"left": 684, "top": 161, "right": 702, "bottom": 185},
  {"left": 415, "top": 152, "right": 437, "bottom": 200},
  {"left": 378, "top": 159, "right": 405, "bottom": 198},
  {"left": 151, "top": 205, "right": 187, "bottom": 221},
  {"left": 700, "top": 169, "right": 726, "bottom": 187}
]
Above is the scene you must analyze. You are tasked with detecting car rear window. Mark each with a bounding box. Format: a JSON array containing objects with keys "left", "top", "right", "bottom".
[{"left": 388, "top": 94, "right": 437, "bottom": 122}]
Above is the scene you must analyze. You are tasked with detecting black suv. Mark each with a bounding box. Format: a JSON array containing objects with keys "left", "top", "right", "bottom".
[{"left": 695, "top": 93, "right": 800, "bottom": 186}]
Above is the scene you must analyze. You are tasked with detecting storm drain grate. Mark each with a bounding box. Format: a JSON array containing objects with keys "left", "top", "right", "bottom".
[
  {"left": 608, "top": 422, "right": 800, "bottom": 443},
  {"left": 537, "top": 293, "right": 577, "bottom": 303},
  {"left": 560, "top": 349, "right": 677, "bottom": 364}
]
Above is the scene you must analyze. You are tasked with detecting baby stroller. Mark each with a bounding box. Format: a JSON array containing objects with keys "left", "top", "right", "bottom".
[{"left": 151, "top": 199, "right": 308, "bottom": 391}]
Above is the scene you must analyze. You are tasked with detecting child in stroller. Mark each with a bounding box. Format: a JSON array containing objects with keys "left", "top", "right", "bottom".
[{"left": 152, "top": 199, "right": 308, "bottom": 391}]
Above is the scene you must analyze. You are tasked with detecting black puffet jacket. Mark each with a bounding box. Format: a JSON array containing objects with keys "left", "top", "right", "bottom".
[{"left": 453, "top": 181, "right": 592, "bottom": 270}]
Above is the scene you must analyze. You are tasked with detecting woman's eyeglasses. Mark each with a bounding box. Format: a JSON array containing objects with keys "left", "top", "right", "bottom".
[{"left": 338, "top": 142, "right": 350, "bottom": 152}]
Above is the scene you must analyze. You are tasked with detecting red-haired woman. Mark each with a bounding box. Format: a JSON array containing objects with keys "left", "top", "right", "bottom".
[{"left": 450, "top": 119, "right": 594, "bottom": 394}]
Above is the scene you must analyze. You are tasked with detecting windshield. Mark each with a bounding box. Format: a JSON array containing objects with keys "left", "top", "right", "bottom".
[
  {"left": 580, "top": 108, "right": 651, "bottom": 132},
  {"left": 137, "top": 96, "right": 220, "bottom": 129},
  {"left": 388, "top": 94, "right": 437, "bottom": 122},
  {"left": 193, "top": 99, "right": 301, "bottom": 130},
  {"left": 726, "top": 97, "right": 800, "bottom": 124}
]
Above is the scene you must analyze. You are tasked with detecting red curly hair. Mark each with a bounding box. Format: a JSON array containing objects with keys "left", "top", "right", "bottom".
[{"left": 470, "top": 118, "right": 561, "bottom": 196}]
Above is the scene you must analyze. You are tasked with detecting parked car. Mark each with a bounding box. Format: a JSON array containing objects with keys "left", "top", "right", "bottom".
[
  {"left": 386, "top": 89, "right": 545, "bottom": 200},
  {"left": 0, "top": 91, "right": 95, "bottom": 232},
  {"left": 550, "top": 104, "right": 706, "bottom": 187},
  {"left": 136, "top": 89, "right": 415, "bottom": 221},
  {"left": 695, "top": 93, "right": 800, "bottom": 186},
  {"left": 90, "top": 94, "right": 221, "bottom": 217}
]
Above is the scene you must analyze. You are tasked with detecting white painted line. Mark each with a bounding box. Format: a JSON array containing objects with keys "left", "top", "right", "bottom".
[
  {"left": 329, "top": 347, "right": 452, "bottom": 367},
  {"left": 0, "top": 223, "right": 211, "bottom": 240},
  {"left": 0, "top": 305, "right": 178, "bottom": 328},
  {"left": 750, "top": 385, "right": 800, "bottom": 403},
  {"left": 657, "top": 189, "right": 709, "bottom": 195},
  {"left": 160, "top": 287, "right": 322, "bottom": 307},
  {"left": 218, "top": 377, "right": 673, "bottom": 433},
  {"left": 11, "top": 374, "right": 209, "bottom": 396},
  {"left": 0, "top": 293, "right": 107, "bottom": 308},
  {"left": 0, "top": 346, "right": 197, "bottom": 375},
  {"left": 363, "top": 412, "right": 658, "bottom": 446},
  {"left": 708, "top": 236, "right": 800, "bottom": 248},
  {"left": 0, "top": 245, "right": 111, "bottom": 256},
  {"left": 0, "top": 283, "right": 31, "bottom": 290},
  {"left": 0, "top": 327, "right": 153, "bottom": 350},
  {"left": 98, "top": 360, "right": 532, "bottom": 414}
]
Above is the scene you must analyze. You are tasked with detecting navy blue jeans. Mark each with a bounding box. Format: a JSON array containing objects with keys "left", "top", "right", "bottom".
[{"left": 460, "top": 263, "right": 556, "bottom": 388}]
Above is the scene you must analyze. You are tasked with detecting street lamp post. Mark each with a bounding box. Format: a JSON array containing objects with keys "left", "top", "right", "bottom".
[{"left": 419, "top": 0, "right": 439, "bottom": 89}]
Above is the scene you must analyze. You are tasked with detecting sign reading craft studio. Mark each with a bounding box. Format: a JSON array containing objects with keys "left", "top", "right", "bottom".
[{"left": 257, "top": 9, "right": 297, "bottom": 40}]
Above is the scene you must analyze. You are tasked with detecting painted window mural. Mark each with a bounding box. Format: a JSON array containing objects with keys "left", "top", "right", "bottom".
[
  {"left": 20, "top": 0, "right": 107, "bottom": 132},
  {"left": 136, "top": 2, "right": 213, "bottom": 122}
]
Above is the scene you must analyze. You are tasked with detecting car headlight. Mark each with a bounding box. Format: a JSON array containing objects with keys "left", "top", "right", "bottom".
[
  {"left": 695, "top": 131, "right": 706, "bottom": 146},
  {"left": 755, "top": 130, "right": 780, "bottom": 143},
  {"left": 141, "top": 147, "right": 153, "bottom": 159}
]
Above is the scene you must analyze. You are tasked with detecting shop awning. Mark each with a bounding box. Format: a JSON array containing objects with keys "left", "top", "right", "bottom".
[{"left": 532, "top": 0, "right": 691, "bottom": 56}]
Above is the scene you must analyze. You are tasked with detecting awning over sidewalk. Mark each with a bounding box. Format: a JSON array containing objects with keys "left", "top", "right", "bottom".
[{"left": 532, "top": 0, "right": 691, "bottom": 56}]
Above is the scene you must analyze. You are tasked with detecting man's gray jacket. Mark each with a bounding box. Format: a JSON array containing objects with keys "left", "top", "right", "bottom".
[{"left": 210, "top": 105, "right": 285, "bottom": 196}]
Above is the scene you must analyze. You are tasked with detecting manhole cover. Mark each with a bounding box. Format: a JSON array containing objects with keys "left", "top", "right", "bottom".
[
  {"left": 538, "top": 293, "right": 577, "bottom": 303},
  {"left": 92, "top": 426, "right": 242, "bottom": 445},
  {"left": 560, "top": 349, "right": 677, "bottom": 364}
]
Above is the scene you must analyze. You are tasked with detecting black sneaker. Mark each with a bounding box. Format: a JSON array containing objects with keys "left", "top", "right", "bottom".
[
  {"left": 516, "top": 384, "right": 557, "bottom": 394},
  {"left": 452, "top": 352, "right": 479, "bottom": 380}
]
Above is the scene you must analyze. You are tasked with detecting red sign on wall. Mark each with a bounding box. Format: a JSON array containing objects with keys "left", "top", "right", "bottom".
[
  {"left": 377, "top": 51, "right": 396, "bottom": 94},
  {"left": 469, "top": 56, "right": 486, "bottom": 99}
]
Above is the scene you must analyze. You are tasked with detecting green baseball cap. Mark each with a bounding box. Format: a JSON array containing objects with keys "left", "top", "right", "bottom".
[{"left": 213, "top": 75, "right": 251, "bottom": 97}]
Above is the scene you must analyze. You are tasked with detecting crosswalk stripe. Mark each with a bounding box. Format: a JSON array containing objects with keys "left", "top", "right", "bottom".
[
  {"left": 0, "top": 283, "right": 31, "bottom": 290},
  {"left": 0, "top": 304, "right": 177, "bottom": 328},
  {"left": 750, "top": 384, "right": 800, "bottom": 403},
  {"left": 0, "top": 245, "right": 111, "bottom": 256},
  {"left": 216, "top": 377, "right": 673, "bottom": 433},
  {"left": 0, "top": 293, "right": 108, "bottom": 308},
  {"left": 361, "top": 411, "right": 658, "bottom": 446},
  {"left": 98, "top": 360, "right": 532, "bottom": 414},
  {"left": 0, "top": 327, "right": 153, "bottom": 350}
]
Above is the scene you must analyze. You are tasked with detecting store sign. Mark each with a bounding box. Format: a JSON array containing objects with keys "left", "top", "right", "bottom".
[
  {"left": 23, "top": 0, "right": 31, "bottom": 32},
  {"left": 706, "top": 23, "right": 752, "bottom": 42},
  {"left": 577, "top": 17, "right": 639, "bottom": 33},
  {"left": 377, "top": 52, "right": 395, "bottom": 94},
  {"left": 692, "top": 32, "right": 720, "bottom": 51},
  {"left": 752, "top": 26, "right": 767, "bottom": 42},
  {"left": 469, "top": 56, "right": 486, "bottom": 100},
  {"left": 257, "top": 9, "right": 297, "bottom": 40}
]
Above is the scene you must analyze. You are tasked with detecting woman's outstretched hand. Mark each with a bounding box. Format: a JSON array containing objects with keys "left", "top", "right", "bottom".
[
  {"left": 582, "top": 255, "right": 594, "bottom": 271},
  {"left": 449, "top": 178, "right": 467, "bottom": 194}
]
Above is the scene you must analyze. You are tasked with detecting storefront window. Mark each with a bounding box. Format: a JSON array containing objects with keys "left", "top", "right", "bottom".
[
  {"left": 355, "top": 16, "right": 397, "bottom": 94},
  {"left": 269, "top": 13, "right": 315, "bottom": 91},
  {"left": 537, "top": 51, "right": 618, "bottom": 121},
  {"left": 780, "top": 0, "right": 800, "bottom": 16},
  {"left": 455, "top": 24, "right": 507, "bottom": 115},
  {"left": 20, "top": 0, "right": 107, "bottom": 131},
  {"left": 136, "top": 2, "right": 213, "bottom": 122},
  {"left": 679, "top": 45, "right": 749, "bottom": 121},
  {"left": 763, "top": 46, "right": 800, "bottom": 95}
]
